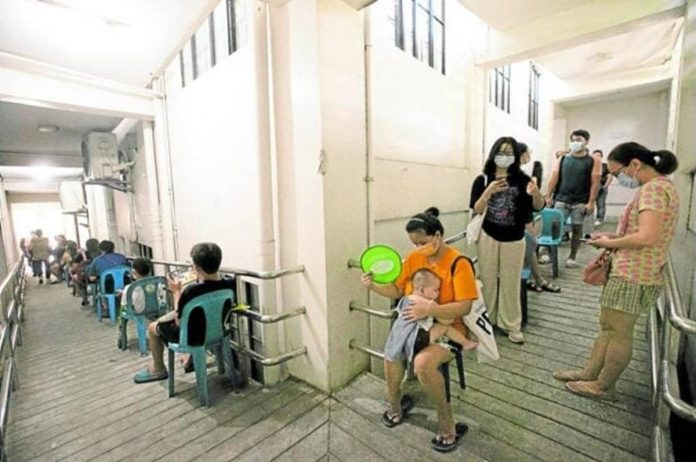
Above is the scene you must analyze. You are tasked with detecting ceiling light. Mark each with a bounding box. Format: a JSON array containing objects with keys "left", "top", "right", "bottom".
[{"left": 37, "top": 124, "right": 59, "bottom": 133}]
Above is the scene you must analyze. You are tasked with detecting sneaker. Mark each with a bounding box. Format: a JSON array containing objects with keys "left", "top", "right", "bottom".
[
  {"left": 594, "top": 220, "right": 602, "bottom": 226},
  {"left": 508, "top": 331, "right": 525, "bottom": 344},
  {"left": 565, "top": 259, "right": 579, "bottom": 268},
  {"left": 538, "top": 254, "right": 551, "bottom": 264}
]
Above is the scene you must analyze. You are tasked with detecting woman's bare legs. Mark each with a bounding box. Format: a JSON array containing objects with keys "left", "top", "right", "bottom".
[
  {"left": 414, "top": 345, "right": 455, "bottom": 442},
  {"left": 384, "top": 359, "right": 407, "bottom": 419}
]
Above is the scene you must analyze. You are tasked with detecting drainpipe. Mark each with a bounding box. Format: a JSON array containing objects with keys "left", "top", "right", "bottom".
[
  {"left": 151, "top": 76, "right": 179, "bottom": 260},
  {"left": 254, "top": 0, "right": 283, "bottom": 385},
  {"left": 363, "top": 8, "right": 374, "bottom": 248},
  {"left": 141, "top": 121, "right": 165, "bottom": 260}
]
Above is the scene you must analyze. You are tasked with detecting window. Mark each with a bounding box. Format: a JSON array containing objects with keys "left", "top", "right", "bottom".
[
  {"left": 213, "top": 1, "right": 228, "bottom": 63},
  {"left": 178, "top": 50, "right": 186, "bottom": 88},
  {"left": 528, "top": 63, "right": 540, "bottom": 130},
  {"left": 136, "top": 244, "right": 153, "bottom": 259},
  {"left": 226, "top": 0, "right": 238, "bottom": 54},
  {"left": 394, "top": 0, "right": 445, "bottom": 74},
  {"left": 489, "top": 65, "right": 511, "bottom": 113},
  {"left": 194, "top": 18, "right": 213, "bottom": 76}
]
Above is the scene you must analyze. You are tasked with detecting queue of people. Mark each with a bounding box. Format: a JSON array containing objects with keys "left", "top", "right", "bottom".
[{"left": 361, "top": 134, "right": 680, "bottom": 452}]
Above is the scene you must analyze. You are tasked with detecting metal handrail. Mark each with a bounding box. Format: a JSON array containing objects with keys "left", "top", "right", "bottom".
[
  {"left": 349, "top": 301, "right": 395, "bottom": 320},
  {"left": 136, "top": 257, "right": 305, "bottom": 281},
  {"left": 132, "top": 256, "right": 308, "bottom": 373},
  {"left": 349, "top": 339, "right": 385, "bottom": 360},
  {"left": 651, "top": 259, "right": 696, "bottom": 460},
  {"left": 240, "top": 306, "right": 306, "bottom": 324}
]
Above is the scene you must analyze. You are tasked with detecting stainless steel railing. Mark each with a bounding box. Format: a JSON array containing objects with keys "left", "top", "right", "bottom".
[
  {"left": 0, "top": 257, "right": 27, "bottom": 461},
  {"left": 650, "top": 260, "right": 696, "bottom": 460},
  {"left": 136, "top": 257, "right": 307, "bottom": 385}
]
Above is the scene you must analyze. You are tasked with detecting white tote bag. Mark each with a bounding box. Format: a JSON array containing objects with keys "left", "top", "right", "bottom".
[
  {"left": 463, "top": 280, "right": 500, "bottom": 363},
  {"left": 466, "top": 175, "right": 488, "bottom": 245}
]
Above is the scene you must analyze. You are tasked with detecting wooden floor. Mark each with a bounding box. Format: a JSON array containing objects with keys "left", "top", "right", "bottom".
[{"left": 7, "top": 240, "right": 652, "bottom": 461}]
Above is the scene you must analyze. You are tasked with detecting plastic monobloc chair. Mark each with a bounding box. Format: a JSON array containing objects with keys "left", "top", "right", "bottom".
[
  {"left": 120, "top": 276, "right": 170, "bottom": 356},
  {"left": 97, "top": 265, "right": 131, "bottom": 325}
]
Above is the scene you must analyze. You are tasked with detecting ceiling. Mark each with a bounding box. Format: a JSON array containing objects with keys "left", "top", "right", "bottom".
[
  {"left": 0, "top": 101, "right": 121, "bottom": 154},
  {"left": 457, "top": 0, "right": 596, "bottom": 31},
  {"left": 0, "top": 0, "right": 213, "bottom": 86},
  {"left": 536, "top": 18, "right": 682, "bottom": 80}
]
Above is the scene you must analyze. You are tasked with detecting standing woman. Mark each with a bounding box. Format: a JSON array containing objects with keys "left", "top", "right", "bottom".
[
  {"left": 555, "top": 143, "right": 679, "bottom": 398},
  {"left": 361, "top": 208, "right": 478, "bottom": 452},
  {"left": 469, "top": 137, "right": 546, "bottom": 343}
]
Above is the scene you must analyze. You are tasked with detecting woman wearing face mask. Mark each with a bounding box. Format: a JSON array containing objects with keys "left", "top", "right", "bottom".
[
  {"left": 554, "top": 142, "right": 679, "bottom": 399},
  {"left": 469, "top": 137, "right": 546, "bottom": 343},
  {"left": 361, "top": 207, "right": 478, "bottom": 452}
]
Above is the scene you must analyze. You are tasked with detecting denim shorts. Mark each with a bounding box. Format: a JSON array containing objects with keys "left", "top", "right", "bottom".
[{"left": 554, "top": 201, "right": 586, "bottom": 226}]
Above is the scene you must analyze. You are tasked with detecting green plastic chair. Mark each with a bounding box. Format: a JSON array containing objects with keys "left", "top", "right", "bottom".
[
  {"left": 119, "top": 276, "right": 170, "bottom": 356},
  {"left": 167, "top": 289, "right": 237, "bottom": 406}
]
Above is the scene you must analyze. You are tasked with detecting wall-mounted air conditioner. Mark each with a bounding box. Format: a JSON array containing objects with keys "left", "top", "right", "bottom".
[{"left": 81, "top": 132, "right": 119, "bottom": 179}]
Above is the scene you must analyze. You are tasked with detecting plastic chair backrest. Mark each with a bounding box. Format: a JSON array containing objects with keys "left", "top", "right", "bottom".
[
  {"left": 125, "top": 276, "right": 169, "bottom": 317},
  {"left": 539, "top": 209, "right": 565, "bottom": 243},
  {"left": 178, "top": 289, "right": 235, "bottom": 348},
  {"left": 99, "top": 265, "right": 132, "bottom": 294}
]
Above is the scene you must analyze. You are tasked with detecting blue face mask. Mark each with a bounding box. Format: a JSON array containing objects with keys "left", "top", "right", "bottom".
[{"left": 617, "top": 172, "right": 640, "bottom": 189}]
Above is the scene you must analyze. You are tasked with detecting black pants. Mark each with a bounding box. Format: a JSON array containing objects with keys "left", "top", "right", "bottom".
[{"left": 31, "top": 260, "right": 49, "bottom": 279}]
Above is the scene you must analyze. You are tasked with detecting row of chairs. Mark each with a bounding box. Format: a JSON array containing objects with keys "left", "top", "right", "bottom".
[{"left": 89, "top": 266, "right": 239, "bottom": 406}]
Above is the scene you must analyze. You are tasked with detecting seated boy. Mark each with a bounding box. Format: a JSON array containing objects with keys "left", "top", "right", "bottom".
[
  {"left": 410, "top": 269, "right": 478, "bottom": 351},
  {"left": 119, "top": 257, "right": 160, "bottom": 317},
  {"left": 384, "top": 269, "right": 477, "bottom": 363}
]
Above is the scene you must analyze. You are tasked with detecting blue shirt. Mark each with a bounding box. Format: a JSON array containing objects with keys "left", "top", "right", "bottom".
[{"left": 87, "top": 253, "right": 128, "bottom": 278}]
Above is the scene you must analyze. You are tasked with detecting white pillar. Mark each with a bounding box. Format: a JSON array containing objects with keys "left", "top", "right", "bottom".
[{"left": 141, "top": 121, "right": 165, "bottom": 261}]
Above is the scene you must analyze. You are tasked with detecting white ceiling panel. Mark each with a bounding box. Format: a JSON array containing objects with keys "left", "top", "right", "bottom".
[{"left": 0, "top": 0, "right": 214, "bottom": 86}]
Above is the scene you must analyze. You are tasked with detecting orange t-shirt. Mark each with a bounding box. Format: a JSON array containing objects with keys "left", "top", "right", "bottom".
[{"left": 395, "top": 246, "right": 478, "bottom": 331}]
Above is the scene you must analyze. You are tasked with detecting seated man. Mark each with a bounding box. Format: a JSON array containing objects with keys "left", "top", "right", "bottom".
[
  {"left": 87, "top": 240, "right": 128, "bottom": 288},
  {"left": 133, "top": 242, "right": 235, "bottom": 383}
]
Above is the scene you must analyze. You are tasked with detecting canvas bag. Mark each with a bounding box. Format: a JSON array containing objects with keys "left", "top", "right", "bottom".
[
  {"left": 450, "top": 256, "right": 500, "bottom": 363},
  {"left": 466, "top": 175, "right": 489, "bottom": 245}
]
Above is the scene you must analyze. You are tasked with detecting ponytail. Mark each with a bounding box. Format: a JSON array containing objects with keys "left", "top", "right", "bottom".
[
  {"left": 652, "top": 150, "right": 678, "bottom": 175},
  {"left": 608, "top": 142, "right": 679, "bottom": 175}
]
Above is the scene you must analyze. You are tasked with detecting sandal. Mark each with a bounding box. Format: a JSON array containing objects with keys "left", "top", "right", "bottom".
[
  {"left": 381, "top": 395, "right": 415, "bottom": 428},
  {"left": 133, "top": 367, "right": 168, "bottom": 384},
  {"left": 565, "top": 381, "right": 616, "bottom": 401},
  {"left": 430, "top": 422, "right": 468, "bottom": 452},
  {"left": 539, "top": 281, "right": 561, "bottom": 293},
  {"left": 526, "top": 281, "right": 543, "bottom": 292}
]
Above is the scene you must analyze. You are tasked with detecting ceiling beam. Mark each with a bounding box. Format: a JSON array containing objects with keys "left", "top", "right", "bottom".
[
  {"left": 0, "top": 150, "right": 82, "bottom": 168},
  {"left": 0, "top": 51, "right": 158, "bottom": 120},
  {"left": 477, "top": 0, "right": 685, "bottom": 69},
  {"left": 553, "top": 65, "right": 673, "bottom": 104}
]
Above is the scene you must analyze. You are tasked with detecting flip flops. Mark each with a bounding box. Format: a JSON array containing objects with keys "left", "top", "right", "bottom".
[
  {"left": 539, "top": 281, "right": 561, "bottom": 293},
  {"left": 431, "top": 422, "right": 469, "bottom": 452},
  {"left": 133, "top": 368, "right": 168, "bottom": 384},
  {"left": 381, "top": 395, "right": 415, "bottom": 428}
]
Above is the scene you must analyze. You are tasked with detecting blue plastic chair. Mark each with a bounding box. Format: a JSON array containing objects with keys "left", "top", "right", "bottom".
[
  {"left": 120, "top": 276, "right": 170, "bottom": 356},
  {"left": 536, "top": 209, "right": 565, "bottom": 278},
  {"left": 167, "top": 289, "right": 237, "bottom": 406},
  {"left": 97, "top": 265, "right": 132, "bottom": 325}
]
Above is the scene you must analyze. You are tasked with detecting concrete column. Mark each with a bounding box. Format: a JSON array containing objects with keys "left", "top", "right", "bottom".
[
  {"left": 0, "top": 180, "right": 17, "bottom": 268},
  {"left": 141, "top": 121, "right": 165, "bottom": 261}
]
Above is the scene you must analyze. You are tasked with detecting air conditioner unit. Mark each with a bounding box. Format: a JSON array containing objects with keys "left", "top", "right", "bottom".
[{"left": 82, "top": 132, "right": 118, "bottom": 179}]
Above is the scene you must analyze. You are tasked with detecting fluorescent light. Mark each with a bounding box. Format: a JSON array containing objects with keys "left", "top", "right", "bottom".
[{"left": 37, "top": 124, "right": 59, "bottom": 133}]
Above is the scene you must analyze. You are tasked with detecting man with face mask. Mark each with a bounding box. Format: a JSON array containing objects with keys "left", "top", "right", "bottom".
[{"left": 544, "top": 129, "right": 602, "bottom": 268}]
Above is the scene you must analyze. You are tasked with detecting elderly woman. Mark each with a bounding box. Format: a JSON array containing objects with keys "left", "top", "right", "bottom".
[
  {"left": 554, "top": 142, "right": 679, "bottom": 399},
  {"left": 361, "top": 207, "right": 477, "bottom": 452}
]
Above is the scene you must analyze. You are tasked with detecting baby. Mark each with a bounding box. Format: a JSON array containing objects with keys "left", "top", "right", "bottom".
[{"left": 407, "top": 268, "right": 478, "bottom": 351}]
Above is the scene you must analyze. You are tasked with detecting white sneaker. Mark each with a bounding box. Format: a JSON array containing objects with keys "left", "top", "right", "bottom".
[
  {"left": 508, "top": 331, "right": 525, "bottom": 344},
  {"left": 594, "top": 220, "right": 602, "bottom": 226},
  {"left": 565, "top": 259, "right": 579, "bottom": 268},
  {"left": 538, "top": 254, "right": 551, "bottom": 264}
]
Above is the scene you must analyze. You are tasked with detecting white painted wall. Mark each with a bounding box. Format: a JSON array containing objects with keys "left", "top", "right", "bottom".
[
  {"left": 555, "top": 90, "right": 670, "bottom": 217},
  {"left": 164, "top": 34, "right": 263, "bottom": 270}
]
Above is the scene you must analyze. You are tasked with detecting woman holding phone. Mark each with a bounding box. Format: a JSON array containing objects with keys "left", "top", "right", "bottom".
[{"left": 469, "top": 137, "right": 546, "bottom": 343}]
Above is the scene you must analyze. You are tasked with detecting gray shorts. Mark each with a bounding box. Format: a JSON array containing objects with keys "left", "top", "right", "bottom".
[{"left": 554, "top": 201, "right": 586, "bottom": 226}]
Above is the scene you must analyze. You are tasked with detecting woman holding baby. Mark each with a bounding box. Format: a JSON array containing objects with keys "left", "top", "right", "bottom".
[{"left": 361, "top": 207, "right": 477, "bottom": 452}]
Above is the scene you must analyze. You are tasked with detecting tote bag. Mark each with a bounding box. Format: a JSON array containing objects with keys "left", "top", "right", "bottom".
[
  {"left": 466, "top": 175, "right": 489, "bottom": 245},
  {"left": 463, "top": 279, "right": 500, "bottom": 363}
]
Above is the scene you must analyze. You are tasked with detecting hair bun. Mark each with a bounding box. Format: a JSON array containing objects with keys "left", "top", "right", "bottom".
[{"left": 424, "top": 207, "right": 440, "bottom": 218}]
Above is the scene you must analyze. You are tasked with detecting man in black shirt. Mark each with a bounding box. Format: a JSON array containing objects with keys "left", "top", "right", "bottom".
[
  {"left": 134, "top": 242, "right": 235, "bottom": 384},
  {"left": 593, "top": 149, "right": 612, "bottom": 226}
]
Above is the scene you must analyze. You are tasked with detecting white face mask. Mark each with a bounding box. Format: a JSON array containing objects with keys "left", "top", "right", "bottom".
[
  {"left": 616, "top": 172, "right": 640, "bottom": 189},
  {"left": 494, "top": 154, "right": 515, "bottom": 169},
  {"left": 569, "top": 141, "right": 584, "bottom": 152}
]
